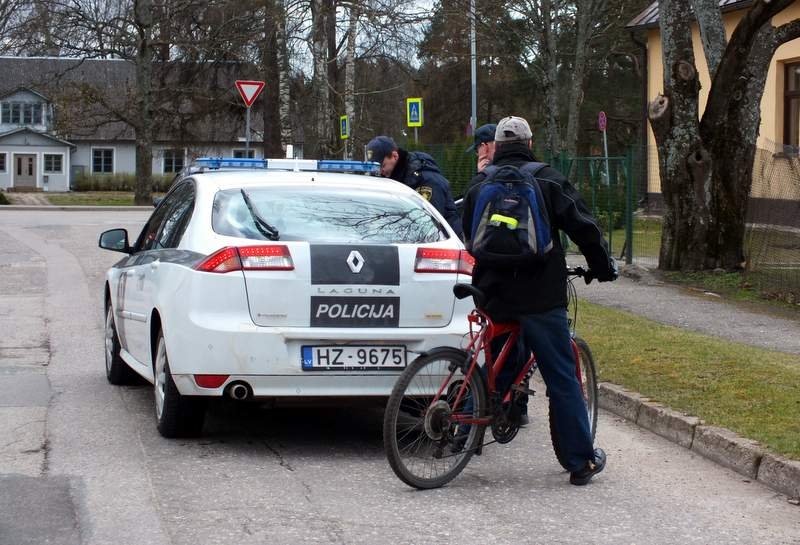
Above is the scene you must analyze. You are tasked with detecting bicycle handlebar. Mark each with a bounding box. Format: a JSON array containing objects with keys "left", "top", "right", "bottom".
[{"left": 567, "top": 266, "right": 595, "bottom": 285}]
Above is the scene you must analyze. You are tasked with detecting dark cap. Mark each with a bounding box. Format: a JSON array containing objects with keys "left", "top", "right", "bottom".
[
  {"left": 465, "top": 123, "right": 497, "bottom": 153},
  {"left": 366, "top": 136, "right": 397, "bottom": 164}
]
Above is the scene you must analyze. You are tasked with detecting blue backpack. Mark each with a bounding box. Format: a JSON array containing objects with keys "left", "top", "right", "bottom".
[{"left": 470, "top": 162, "right": 553, "bottom": 267}]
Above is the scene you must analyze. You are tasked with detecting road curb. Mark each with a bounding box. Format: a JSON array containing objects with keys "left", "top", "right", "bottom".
[{"left": 598, "top": 382, "right": 800, "bottom": 499}]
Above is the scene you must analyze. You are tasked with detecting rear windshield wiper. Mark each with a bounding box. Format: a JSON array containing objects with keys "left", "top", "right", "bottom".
[{"left": 240, "top": 189, "right": 280, "bottom": 241}]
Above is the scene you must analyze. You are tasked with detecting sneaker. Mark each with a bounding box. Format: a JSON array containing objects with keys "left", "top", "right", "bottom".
[
  {"left": 518, "top": 414, "right": 530, "bottom": 427},
  {"left": 569, "top": 448, "right": 606, "bottom": 486}
]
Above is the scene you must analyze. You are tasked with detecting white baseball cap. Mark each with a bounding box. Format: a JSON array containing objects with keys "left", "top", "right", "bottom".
[{"left": 495, "top": 116, "right": 532, "bottom": 143}]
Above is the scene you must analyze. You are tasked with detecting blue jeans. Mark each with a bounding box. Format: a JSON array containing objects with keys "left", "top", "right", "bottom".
[{"left": 519, "top": 307, "right": 594, "bottom": 471}]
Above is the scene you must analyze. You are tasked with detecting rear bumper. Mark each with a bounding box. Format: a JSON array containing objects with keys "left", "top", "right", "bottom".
[
  {"left": 173, "top": 372, "right": 414, "bottom": 398},
  {"left": 166, "top": 320, "right": 468, "bottom": 397}
]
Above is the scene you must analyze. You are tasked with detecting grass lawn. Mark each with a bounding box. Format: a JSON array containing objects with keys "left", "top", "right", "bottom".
[
  {"left": 45, "top": 191, "right": 163, "bottom": 206},
  {"left": 578, "top": 300, "right": 800, "bottom": 459}
]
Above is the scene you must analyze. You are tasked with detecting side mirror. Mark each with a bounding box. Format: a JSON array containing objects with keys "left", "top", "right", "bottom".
[{"left": 99, "top": 228, "right": 132, "bottom": 254}]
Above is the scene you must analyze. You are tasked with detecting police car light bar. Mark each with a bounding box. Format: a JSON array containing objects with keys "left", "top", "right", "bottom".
[{"left": 192, "top": 157, "right": 380, "bottom": 174}]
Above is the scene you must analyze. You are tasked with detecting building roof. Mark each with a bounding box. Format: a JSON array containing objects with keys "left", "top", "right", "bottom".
[
  {"left": 0, "top": 126, "right": 75, "bottom": 147},
  {"left": 627, "top": 0, "right": 753, "bottom": 29},
  {"left": 0, "top": 56, "right": 263, "bottom": 144}
]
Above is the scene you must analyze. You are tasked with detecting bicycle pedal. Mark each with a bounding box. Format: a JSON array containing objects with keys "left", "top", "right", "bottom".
[{"left": 511, "top": 383, "right": 535, "bottom": 396}]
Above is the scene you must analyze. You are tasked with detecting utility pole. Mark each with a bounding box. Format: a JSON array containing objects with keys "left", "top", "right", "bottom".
[{"left": 469, "top": 0, "right": 477, "bottom": 135}]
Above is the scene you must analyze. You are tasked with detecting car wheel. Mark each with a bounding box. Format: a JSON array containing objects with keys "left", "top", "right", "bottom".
[
  {"left": 153, "top": 330, "right": 206, "bottom": 438},
  {"left": 105, "top": 303, "right": 138, "bottom": 385}
]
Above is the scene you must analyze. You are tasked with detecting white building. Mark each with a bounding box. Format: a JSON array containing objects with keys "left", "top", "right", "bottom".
[{"left": 0, "top": 56, "right": 264, "bottom": 192}]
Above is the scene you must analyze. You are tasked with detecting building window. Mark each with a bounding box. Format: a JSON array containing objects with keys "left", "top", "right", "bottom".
[
  {"left": 92, "top": 149, "right": 114, "bottom": 173},
  {"left": 784, "top": 62, "right": 800, "bottom": 149},
  {"left": 233, "top": 149, "right": 255, "bottom": 159},
  {"left": 0, "top": 102, "right": 44, "bottom": 125},
  {"left": 0, "top": 153, "right": 6, "bottom": 172},
  {"left": 44, "top": 154, "right": 63, "bottom": 173},
  {"left": 163, "top": 149, "right": 184, "bottom": 173}
]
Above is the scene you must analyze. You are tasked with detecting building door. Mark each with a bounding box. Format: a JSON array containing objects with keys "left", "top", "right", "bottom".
[{"left": 14, "top": 154, "right": 36, "bottom": 188}]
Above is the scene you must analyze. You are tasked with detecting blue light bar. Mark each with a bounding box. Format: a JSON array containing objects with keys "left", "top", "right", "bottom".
[
  {"left": 191, "top": 157, "right": 380, "bottom": 174},
  {"left": 317, "top": 160, "right": 380, "bottom": 174},
  {"left": 194, "top": 157, "right": 268, "bottom": 169}
]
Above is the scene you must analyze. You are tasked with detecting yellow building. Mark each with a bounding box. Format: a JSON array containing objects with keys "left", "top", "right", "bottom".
[{"left": 628, "top": 0, "right": 800, "bottom": 218}]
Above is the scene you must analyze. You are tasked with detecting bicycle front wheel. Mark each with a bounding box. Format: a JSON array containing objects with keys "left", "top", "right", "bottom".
[
  {"left": 549, "top": 336, "right": 599, "bottom": 470},
  {"left": 383, "top": 347, "right": 487, "bottom": 489}
]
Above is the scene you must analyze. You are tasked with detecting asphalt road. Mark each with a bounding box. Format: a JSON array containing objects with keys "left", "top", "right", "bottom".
[{"left": 0, "top": 209, "right": 798, "bottom": 545}]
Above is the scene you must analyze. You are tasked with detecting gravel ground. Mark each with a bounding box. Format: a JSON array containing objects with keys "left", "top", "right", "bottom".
[{"left": 573, "top": 263, "right": 800, "bottom": 356}]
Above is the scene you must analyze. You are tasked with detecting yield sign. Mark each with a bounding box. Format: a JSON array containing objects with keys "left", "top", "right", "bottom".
[{"left": 235, "top": 80, "right": 265, "bottom": 107}]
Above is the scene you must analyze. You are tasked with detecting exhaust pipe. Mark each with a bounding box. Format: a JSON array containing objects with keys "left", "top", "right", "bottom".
[{"left": 228, "top": 382, "right": 250, "bottom": 401}]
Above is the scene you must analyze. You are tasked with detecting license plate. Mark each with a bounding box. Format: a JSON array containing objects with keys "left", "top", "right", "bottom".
[{"left": 301, "top": 345, "right": 407, "bottom": 370}]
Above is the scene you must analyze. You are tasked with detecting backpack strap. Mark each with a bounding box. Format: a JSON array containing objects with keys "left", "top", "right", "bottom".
[
  {"left": 481, "top": 165, "right": 500, "bottom": 179},
  {"left": 482, "top": 162, "right": 548, "bottom": 182},
  {"left": 519, "top": 162, "right": 549, "bottom": 179}
]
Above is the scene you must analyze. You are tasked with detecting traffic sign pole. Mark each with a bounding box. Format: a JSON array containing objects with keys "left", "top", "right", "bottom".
[
  {"left": 246, "top": 107, "right": 251, "bottom": 153},
  {"left": 599, "top": 111, "right": 610, "bottom": 186}
]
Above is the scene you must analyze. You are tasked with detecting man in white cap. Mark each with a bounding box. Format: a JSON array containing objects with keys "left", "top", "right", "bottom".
[{"left": 461, "top": 115, "right": 618, "bottom": 486}]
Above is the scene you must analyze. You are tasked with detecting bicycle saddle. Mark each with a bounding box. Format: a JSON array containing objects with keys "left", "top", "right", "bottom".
[{"left": 453, "top": 283, "right": 486, "bottom": 309}]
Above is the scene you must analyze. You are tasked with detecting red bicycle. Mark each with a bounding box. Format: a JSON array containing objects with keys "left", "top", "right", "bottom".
[{"left": 383, "top": 267, "right": 598, "bottom": 489}]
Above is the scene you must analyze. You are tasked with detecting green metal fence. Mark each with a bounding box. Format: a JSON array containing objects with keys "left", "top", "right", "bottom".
[
  {"left": 413, "top": 143, "right": 643, "bottom": 266},
  {"left": 413, "top": 141, "right": 800, "bottom": 300}
]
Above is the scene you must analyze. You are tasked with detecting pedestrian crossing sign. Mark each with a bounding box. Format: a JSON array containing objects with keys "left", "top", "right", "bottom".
[
  {"left": 406, "top": 98, "right": 423, "bottom": 127},
  {"left": 340, "top": 115, "right": 349, "bottom": 139}
]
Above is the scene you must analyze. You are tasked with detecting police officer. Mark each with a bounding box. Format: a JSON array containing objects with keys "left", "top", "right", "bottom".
[{"left": 366, "top": 136, "right": 462, "bottom": 237}]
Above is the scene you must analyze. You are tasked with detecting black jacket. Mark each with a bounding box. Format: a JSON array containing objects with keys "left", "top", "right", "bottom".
[
  {"left": 462, "top": 143, "right": 614, "bottom": 319},
  {"left": 391, "top": 149, "right": 462, "bottom": 237}
]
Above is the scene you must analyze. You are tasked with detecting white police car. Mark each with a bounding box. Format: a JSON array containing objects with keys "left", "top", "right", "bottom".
[{"left": 99, "top": 158, "right": 473, "bottom": 437}]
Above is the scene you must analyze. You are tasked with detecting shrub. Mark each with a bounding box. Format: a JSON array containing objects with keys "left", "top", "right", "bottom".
[
  {"left": 72, "top": 172, "right": 173, "bottom": 192},
  {"left": 0, "top": 192, "right": 9, "bottom": 205}
]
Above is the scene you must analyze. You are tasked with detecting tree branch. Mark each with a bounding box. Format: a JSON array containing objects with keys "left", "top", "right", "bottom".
[
  {"left": 691, "top": 0, "right": 726, "bottom": 76},
  {"left": 775, "top": 18, "right": 800, "bottom": 45}
]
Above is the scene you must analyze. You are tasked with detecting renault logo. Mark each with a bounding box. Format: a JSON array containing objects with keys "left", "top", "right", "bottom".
[{"left": 346, "top": 250, "right": 365, "bottom": 273}]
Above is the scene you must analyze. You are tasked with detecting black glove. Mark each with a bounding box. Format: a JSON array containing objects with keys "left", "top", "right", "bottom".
[{"left": 595, "top": 257, "right": 619, "bottom": 283}]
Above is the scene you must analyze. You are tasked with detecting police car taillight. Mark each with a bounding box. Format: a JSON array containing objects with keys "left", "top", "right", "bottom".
[
  {"left": 239, "top": 245, "right": 294, "bottom": 270},
  {"left": 414, "top": 248, "right": 474, "bottom": 275},
  {"left": 196, "top": 246, "right": 294, "bottom": 272}
]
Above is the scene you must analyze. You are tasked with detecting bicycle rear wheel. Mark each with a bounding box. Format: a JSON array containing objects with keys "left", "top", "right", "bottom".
[
  {"left": 383, "top": 347, "right": 487, "bottom": 489},
  {"left": 549, "top": 336, "right": 599, "bottom": 470}
]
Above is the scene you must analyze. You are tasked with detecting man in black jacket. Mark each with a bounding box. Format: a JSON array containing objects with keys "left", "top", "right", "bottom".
[
  {"left": 462, "top": 116, "right": 618, "bottom": 485},
  {"left": 366, "top": 136, "right": 462, "bottom": 237}
]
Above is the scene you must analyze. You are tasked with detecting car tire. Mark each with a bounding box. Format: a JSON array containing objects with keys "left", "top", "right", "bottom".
[
  {"left": 153, "top": 330, "right": 206, "bottom": 438},
  {"left": 105, "top": 303, "right": 138, "bottom": 385}
]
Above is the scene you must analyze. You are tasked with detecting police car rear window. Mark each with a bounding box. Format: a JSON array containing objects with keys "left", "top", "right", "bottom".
[{"left": 211, "top": 186, "right": 448, "bottom": 243}]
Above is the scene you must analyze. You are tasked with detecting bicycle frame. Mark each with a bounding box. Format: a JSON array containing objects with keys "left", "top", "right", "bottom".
[
  {"left": 432, "top": 307, "right": 587, "bottom": 427},
  {"left": 429, "top": 308, "right": 529, "bottom": 428}
]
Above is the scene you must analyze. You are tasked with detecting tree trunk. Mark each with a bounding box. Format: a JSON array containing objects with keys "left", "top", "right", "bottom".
[
  {"left": 565, "top": 0, "right": 604, "bottom": 158},
  {"left": 540, "top": 0, "right": 561, "bottom": 156},
  {"left": 703, "top": 25, "right": 776, "bottom": 269},
  {"left": 311, "top": 0, "right": 332, "bottom": 158},
  {"left": 275, "top": 0, "right": 292, "bottom": 153},
  {"left": 652, "top": 0, "right": 800, "bottom": 271},
  {"left": 343, "top": 3, "right": 358, "bottom": 159},
  {"left": 133, "top": 0, "right": 154, "bottom": 206},
  {"left": 262, "top": 1, "right": 282, "bottom": 158},
  {"left": 649, "top": 0, "right": 707, "bottom": 270}
]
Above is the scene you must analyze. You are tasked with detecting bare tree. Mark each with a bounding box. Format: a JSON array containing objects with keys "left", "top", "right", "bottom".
[
  {"left": 563, "top": 0, "right": 608, "bottom": 158},
  {"left": 650, "top": 0, "right": 800, "bottom": 270}
]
